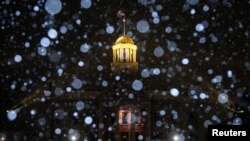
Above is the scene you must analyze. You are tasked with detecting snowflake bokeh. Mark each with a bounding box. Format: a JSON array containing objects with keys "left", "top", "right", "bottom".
[{"left": 0, "top": 0, "right": 250, "bottom": 141}]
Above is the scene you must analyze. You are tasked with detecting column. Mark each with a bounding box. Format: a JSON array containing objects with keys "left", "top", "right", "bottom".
[
  {"left": 133, "top": 50, "right": 136, "bottom": 62},
  {"left": 125, "top": 48, "right": 129, "bottom": 62},
  {"left": 118, "top": 49, "right": 120, "bottom": 62},
  {"left": 129, "top": 49, "right": 131, "bottom": 62}
]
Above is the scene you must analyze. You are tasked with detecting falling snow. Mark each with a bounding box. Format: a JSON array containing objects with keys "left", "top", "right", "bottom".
[
  {"left": 106, "top": 25, "right": 114, "bottom": 34},
  {"left": 48, "top": 28, "right": 58, "bottom": 39},
  {"left": 14, "top": 55, "right": 22, "bottom": 63},
  {"left": 132, "top": 80, "right": 143, "bottom": 91},
  {"left": 154, "top": 47, "right": 164, "bottom": 57},
  {"left": 80, "top": 43, "right": 90, "bottom": 53},
  {"left": 170, "top": 88, "right": 180, "bottom": 97},
  {"left": 7, "top": 110, "right": 17, "bottom": 121},
  {"left": 40, "top": 37, "right": 50, "bottom": 47},
  {"left": 76, "top": 101, "right": 85, "bottom": 111},
  {"left": 136, "top": 20, "right": 150, "bottom": 33},
  {"left": 181, "top": 58, "right": 189, "bottom": 65},
  {"left": 81, "top": 0, "right": 92, "bottom": 9},
  {"left": 195, "top": 23, "right": 205, "bottom": 32},
  {"left": 71, "top": 78, "right": 83, "bottom": 89},
  {"left": 84, "top": 116, "right": 93, "bottom": 125},
  {"left": 218, "top": 93, "right": 229, "bottom": 104},
  {"left": 1, "top": 0, "right": 250, "bottom": 140},
  {"left": 45, "top": 0, "right": 62, "bottom": 15}
]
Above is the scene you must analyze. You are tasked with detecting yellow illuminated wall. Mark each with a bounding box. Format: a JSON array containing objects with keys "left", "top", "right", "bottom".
[
  {"left": 111, "top": 35, "right": 138, "bottom": 72},
  {"left": 112, "top": 35, "right": 137, "bottom": 63}
]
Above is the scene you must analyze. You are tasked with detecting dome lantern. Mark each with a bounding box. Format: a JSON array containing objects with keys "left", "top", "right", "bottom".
[{"left": 111, "top": 11, "right": 138, "bottom": 72}]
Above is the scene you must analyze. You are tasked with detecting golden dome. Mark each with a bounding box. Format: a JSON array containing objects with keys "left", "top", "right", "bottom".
[{"left": 115, "top": 35, "right": 134, "bottom": 45}]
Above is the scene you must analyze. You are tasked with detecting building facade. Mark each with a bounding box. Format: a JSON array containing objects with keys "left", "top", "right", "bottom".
[{"left": 1, "top": 34, "right": 241, "bottom": 141}]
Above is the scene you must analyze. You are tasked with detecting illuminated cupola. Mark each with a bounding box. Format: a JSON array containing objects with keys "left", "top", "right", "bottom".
[{"left": 111, "top": 11, "right": 138, "bottom": 72}]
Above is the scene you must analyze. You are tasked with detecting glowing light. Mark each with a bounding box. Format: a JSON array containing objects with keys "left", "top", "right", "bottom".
[
  {"left": 71, "top": 135, "right": 76, "bottom": 141},
  {"left": 172, "top": 134, "right": 185, "bottom": 141},
  {"left": 173, "top": 135, "right": 179, "bottom": 141},
  {"left": 68, "top": 129, "right": 80, "bottom": 141}
]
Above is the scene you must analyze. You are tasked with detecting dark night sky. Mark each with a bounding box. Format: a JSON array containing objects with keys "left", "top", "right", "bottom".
[{"left": 0, "top": 0, "right": 250, "bottom": 139}]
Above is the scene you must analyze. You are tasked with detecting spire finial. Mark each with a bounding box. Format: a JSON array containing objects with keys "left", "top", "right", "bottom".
[{"left": 117, "top": 10, "right": 126, "bottom": 35}]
